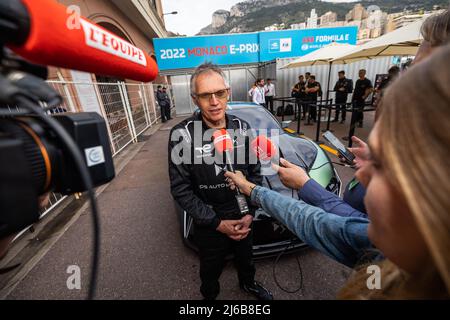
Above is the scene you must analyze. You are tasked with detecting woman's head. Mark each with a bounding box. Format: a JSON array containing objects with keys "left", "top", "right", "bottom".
[
  {"left": 358, "top": 44, "right": 450, "bottom": 297},
  {"left": 415, "top": 9, "right": 450, "bottom": 64}
]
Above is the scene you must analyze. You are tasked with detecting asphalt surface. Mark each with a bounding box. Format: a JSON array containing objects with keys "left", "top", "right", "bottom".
[{"left": 6, "top": 109, "right": 374, "bottom": 300}]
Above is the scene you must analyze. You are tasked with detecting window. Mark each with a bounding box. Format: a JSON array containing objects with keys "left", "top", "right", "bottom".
[{"left": 149, "top": 0, "right": 157, "bottom": 12}]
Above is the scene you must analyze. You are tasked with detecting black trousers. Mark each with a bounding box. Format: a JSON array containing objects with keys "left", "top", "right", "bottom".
[
  {"left": 160, "top": 104, "right": 171, "bottom": 122},
  {"left": 194, "top": 225, "right": 256, "bottom": 300},
  {"left": 307, "top": 99, "right": 317, "bottom": 121},
  {"left": 353, "top": 100, "right": 365, "bottom": 123},
  {"left": 265, "top": 96, "right": 274, "bottom": 112},
  {"left": 296, "top": 98, "right": 307, "bottom": 118},
  {"left": 335, "top": 97, "right": 347, "bottom": 121}
]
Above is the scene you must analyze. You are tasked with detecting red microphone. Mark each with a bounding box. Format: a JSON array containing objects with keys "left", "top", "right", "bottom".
[
  {"left": 6, "top": 0, "right": 158, "bottom": 82},
  {"left": 251, "top": 136, "right": 278, "bottom": 161},
  {"left": 213, "top": 129, "right": 250, "bottom": 215},
  {"left": 212, "top": 129, "right": 235, "bottom": 172}
]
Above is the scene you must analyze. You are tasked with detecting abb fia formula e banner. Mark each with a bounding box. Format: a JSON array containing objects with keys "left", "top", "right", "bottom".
[
  {"left": 259, "top": 26, "right": 357, "bottom": 62},
  {"left": 154, "top": 33, "right": 260, "bottom": 71},
  {"left": 154, "top": 26, "right": 357, "bottom": 71}
]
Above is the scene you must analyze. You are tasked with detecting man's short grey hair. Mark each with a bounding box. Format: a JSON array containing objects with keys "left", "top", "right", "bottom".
[{"left": 190, "top": 62, "right": 229, "bottom": 96}]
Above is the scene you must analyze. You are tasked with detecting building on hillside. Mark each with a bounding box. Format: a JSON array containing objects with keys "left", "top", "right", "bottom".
[
  {"left": 320, "top": 11, "right": 337, "bottom": 27},
  {"left": 345, "top": 3, "right": 368, "bottom": 22},
  {"left": 307, "top": 9, "right": 318, "bottom": 29}
]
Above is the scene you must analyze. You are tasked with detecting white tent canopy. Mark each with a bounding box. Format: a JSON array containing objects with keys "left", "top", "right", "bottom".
[
  {"left": 280, "top": 42, "right": 360, "bottom": 102},
  {"left": 332, "top": 18, "right": 425, "bottom": 63},
  {"left": 281, "top": 42, "right": 358, "bottom": 69}
]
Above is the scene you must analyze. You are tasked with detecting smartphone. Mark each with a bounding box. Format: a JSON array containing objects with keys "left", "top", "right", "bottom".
[{"left": 322, "top": 131, "right": 355, "bottom": 164}]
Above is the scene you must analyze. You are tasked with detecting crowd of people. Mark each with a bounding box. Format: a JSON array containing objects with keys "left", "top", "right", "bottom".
[
  {"left": 168, "top": 9, "right": 450, "bottom": 300},
  {"left": 248, "top": 68, "right": 376, "bottom": 128}
]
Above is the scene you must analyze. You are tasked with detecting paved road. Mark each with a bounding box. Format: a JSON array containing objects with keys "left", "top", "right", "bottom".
[{"left": 7, "top": 111, "right": 374, "bottom": 300}]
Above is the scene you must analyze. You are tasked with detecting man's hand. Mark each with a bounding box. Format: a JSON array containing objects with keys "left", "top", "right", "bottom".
[
  {"left": 348, "top": 136, "right": 370, "bottom": 169},
  {"left": 38, "top": 193, "right": 50, "bottom": 209},
  {"left": 272, "top": 158, "right": 310, "bottom": 190},
  {"left": 1, "top": 193, "right": 50, "bottom": 261},
  {"left": 224, "top": 171, "right": 255, "bottom": 196},
  {"left": 216, "top": 219, "right": 251, "bottom": 241},
  {"left": 231, "top": 214, "right": 253, "bottom": 241}
]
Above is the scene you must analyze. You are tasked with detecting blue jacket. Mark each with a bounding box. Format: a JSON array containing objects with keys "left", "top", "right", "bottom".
[
  {"left": 299, "top": 179, "right": 367, "bottom": 218},
  {"left": 251, "top": 186, "right": 376, "bottom": 268}
]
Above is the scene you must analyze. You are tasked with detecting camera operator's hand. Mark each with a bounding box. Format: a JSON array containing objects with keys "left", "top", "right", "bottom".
[
  {"left": 272, "top": 158, "right": 310, "bottom": 190},
  {"left": 348, "top": 136, "right": 370, "bottom": 169},
  {"left": 0, "top": 192, "right": 50, "bottom": 261},
  {"left": 38, "top": 193, "right": 50, "bottom": 209},
  {"left": 0, "top": 234, "right": 16, "bottom": 261}
]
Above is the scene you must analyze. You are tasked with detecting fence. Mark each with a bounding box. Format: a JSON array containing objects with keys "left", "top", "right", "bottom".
[{"left": 23, "top": 80, "right": 175, "bottom": 233}]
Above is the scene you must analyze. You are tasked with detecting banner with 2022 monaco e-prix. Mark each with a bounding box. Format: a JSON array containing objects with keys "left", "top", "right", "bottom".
[{"left": 153, "top": 26, "right": 357, "bottom": 71}]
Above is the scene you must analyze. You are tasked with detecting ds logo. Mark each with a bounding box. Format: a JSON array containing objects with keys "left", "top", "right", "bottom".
[{"left": 195, "top": 144, "right": 213, "bottom": 155}]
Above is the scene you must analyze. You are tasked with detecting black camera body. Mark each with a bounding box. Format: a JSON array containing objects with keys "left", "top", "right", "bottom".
[
  {"left": 50, "top": 112, "right": 115, "bottom": 193},
  {"left": 0, "top": 112, "right": 115, "bottom": 237}
]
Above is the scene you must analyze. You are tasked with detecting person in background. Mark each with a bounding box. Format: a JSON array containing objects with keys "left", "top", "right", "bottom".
[
  {"left": 333, "top": 70, "right": 353, "bottom": 124},
  {"left": 351, "top": 69, "right": 373, "bottom": 128},
  {"left": 156, "top": 85, "right": 171, "bottom": 123},
  {"left": 373, "top": 66, "right": 400, "bottom": 109},
  {"left": 414, "top": 9, "right": 450, "bottom": 65},
  {"left": 304, "top": 75, "right": 320, "bottom": 122},
  {"left": 251, "top": 78, "right": 266, "bottom": 107},
  {"left": 291, "top": 75, "right": 307, "bottom": 120},
  {"left": 162, "top": 87, "right": 172, "bottom": 121},
  {"left": 264, "top": 78, "right": 276, "bottom": 114},
  {"left": 304, "top": 72, "right": 311, "bottom": 84},
  {"left": 248, "top": 81, "right": 257, "bottom": 99}
]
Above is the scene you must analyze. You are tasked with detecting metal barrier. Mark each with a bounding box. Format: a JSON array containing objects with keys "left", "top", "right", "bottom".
[
  {"left": 29, "top": 80, "right": 175, "bottom": 228},
  {"left": 272, "top": 97, "right": 375, "bottom": 145}
]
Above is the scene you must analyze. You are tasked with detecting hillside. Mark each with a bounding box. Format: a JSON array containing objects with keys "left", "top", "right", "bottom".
[{"left": 197, "top": 0, "right": 447, "bottom": 35}]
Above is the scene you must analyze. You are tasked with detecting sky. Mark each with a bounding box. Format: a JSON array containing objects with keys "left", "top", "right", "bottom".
[{"left": 161, "top": 0, "right": 358, "bottom": 36}]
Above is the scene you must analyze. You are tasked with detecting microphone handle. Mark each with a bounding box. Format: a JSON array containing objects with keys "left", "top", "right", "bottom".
[
  {"left": 225, "top": 150, "right": 242, "bottom": 195},
  {"left": 225, "top": 151, "right": 235, "bottom": 173},
  {"left": 224, "top": 151, "right": 250, "bottom": 215}
]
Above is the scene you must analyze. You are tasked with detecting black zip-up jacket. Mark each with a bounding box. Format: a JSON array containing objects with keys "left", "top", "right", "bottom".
[{"left": 168, "top": 112, "right": 262, "bottom": 230}]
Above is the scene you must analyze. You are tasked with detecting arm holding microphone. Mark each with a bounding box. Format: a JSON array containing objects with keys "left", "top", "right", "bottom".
[
  {"left": 275, "top": 158, "right": 366, "bottom": 218},
  {"left": 250, "top": 135, "right": 366, "bottom": 217},
  {"left": 225, "top": 170, "right": 372, "bottom": 268},
  {"left": 225, "top": 135, "right": 372, "bottom": 267}
]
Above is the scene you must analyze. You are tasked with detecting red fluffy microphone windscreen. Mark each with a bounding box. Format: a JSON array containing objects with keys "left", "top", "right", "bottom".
[
  {"left": 8, "top": 0, "right": 158, "bottom": 82},
  {"left": 212, "top": 129, "right": 233, "bottom": 154},
  {"left": 251, "top": 136, "right": 277, "bottom": 161}
]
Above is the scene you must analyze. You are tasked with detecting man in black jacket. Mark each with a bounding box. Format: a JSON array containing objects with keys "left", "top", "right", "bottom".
[
  {"left": 168, "top": 62, "right": 273, "bottom": 300},
  {"left": 292, "top": 75, "right": 307, "bottom": 120},
  {"left": 333, "top": 71, "right": 353, "bottom": 123},
  {"left": 156, "top": 86, "right": 171, "bottom": 122},
  {"left": 352, "top": 69, "right": 373, "bottom": 128}
]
